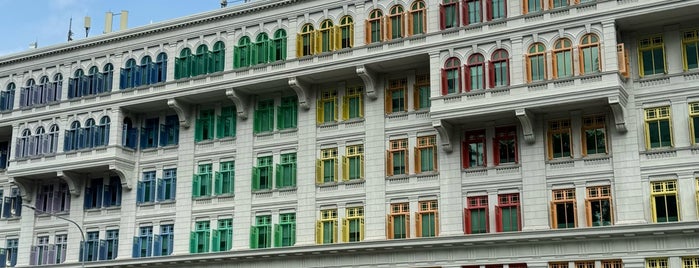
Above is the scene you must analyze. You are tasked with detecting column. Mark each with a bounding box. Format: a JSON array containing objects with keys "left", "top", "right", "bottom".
[
  {"left": 520, "top": 114, "right": 550, "bottom": 230},
  {"left": 173, "top": 114, "right": 196, "bottom": 254},
  {"left": 364, "top": 71, "right": 387, "bottom": 241},
  {"left": 295, "top": 89, "right": 318, "bottom": 246},
  {"left": 601, "top": 20, "right": 619, "bottom": 72}
]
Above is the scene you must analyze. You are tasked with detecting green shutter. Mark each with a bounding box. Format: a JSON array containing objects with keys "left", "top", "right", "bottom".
[
  {"left": 192, "top": 175, "right": 201, "bottom": 198},
  {"left": 274, "top": 224, "right": 281, "bottom": 247},
  {"left": 174, "top": 57, "right": 182, "bottom": 79},
  {"left": 250, "top": 227, "right": 259, "bottom": 249},
  {"left": 280, "top": 38, "right": 287, "bottom": 60},
  {"left": 276, "top": 106, "right": 283, "bottom": 130},
  {"left": 252, "top": 167, "right": 260, "bottom": 190},
  {"left": 290, "top": 163, "right": 297, "bottom": 187},
  {"left": 233, "top": 46, "right": 241, "bottom": 69},
  {"left": 189, "top": 232, "right": 197, "bottom": 253},
  {"left": 275, "top": 164, "right": 282, "bottom": 188},
  {"left": 207, "top": 117, "right": 214, "bottom": 140},
  {"left": 195, "top": 118, "right": 204, "bottom": 142},
  {"left": 214, "top": 172, "right": 222, "bottom": 195},
  {"left": 211, "top": 229, "right": 220, "bottom": 252}
]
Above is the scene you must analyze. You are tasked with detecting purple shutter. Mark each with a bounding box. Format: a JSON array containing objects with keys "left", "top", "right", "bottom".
[
  {"left": 36, "top": 192, "right": 45, "bottom": 211},
  {"left": 47, "top": 245, "right": 57, "bottom": 265},
  {"left": 52, "top": 189, "right": 62, "bottom": 212},
  {"left": 29, "top": 246, "right": 37, "bottom": 265}
]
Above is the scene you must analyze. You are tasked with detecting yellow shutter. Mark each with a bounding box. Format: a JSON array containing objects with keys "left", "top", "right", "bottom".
[
  {"left": 333, "top": 157, "right": 338, "bottom": 182},
  {"left": 552, "top": 51, "right": 558, "bottom": 79},
  {"left": 359, "top": 218, "right": 365, "bottom": 241},
  {"left": 296, "top": 34, "right": 302, "bottom": 57},
  {"left": 414, "top": 147, "right": 421, "bottom": 174},
  {"left": 316, "top": 159, "right": 322, "bottom": 184},
  {"left": 550, "top": 201, "right": 556, "bottom": 228},
  {"left": 386, "top": 151, "right": 394, "bottom": 176},
  {"left": 316, "top": 221, "right": 322, "bottom": 244},
  {"left": 578, "top": 46, "right": 584, "bottom": 75},
  {"left": 342, "top": 95, "right": 349, "bottom": 120},
  {"left": 349, "top": 22, "right": 355, "bottom": 47},
  {"left": 342, "top": 218, "right": 349, "bottom": 242},
  {"left": 386, "top": 215, "right": 393, "bottom": 239},
  {"left": 525, "top": 55, "right": 532, "bottom": 83},
  {"left": 415, "top": 212, "right": 422, "bottom": 237},
  {"left": 360, "top": 154, "right": 364, "bottom": 179},
  {"left": 342, "top": 155, "right": 349, "bottom": 181},
  {"left": 421, "top": 12, "right": 426, "bottom": 34},
  {"left": 333, "top": 220, "right": 338, "bottom": 243},
  {"left": 650, "top": 193, "right": 657, "bottom": 222},
  {"left": 544, "top": 52, "right": 549, "bottom": 80},
  {"left": 434, "top": 211, "right": 439, "bottom": 236},
  {"left": 381, "top": 16, "right": 386, "bottom": 42},
  {"left": 334, "top": 26, "right": 341, "bottom": 50},
  {"left": 329, "top": 27, "right": 335, "bottom": 52},
  {"left": 585, "top": 200, "right": 591, "bottom": 227},
  {"left": 316, "top": 99, "right": 323, "bottom": 124},
  {"left": 333, "top": 98, "right": 338, "bottom": 122},
  {"left": 675, "top": 194, "right": 681, "bottom": 221}
]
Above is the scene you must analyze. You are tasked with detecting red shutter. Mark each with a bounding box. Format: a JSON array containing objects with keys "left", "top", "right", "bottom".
[
  {"left": 462, "top": 140, "right": 469, "bottom": 168},
  {"left": 504, "top": 0, "right": 508, "bottom": 18},
  {"left": 461, "top": 0, "right": 469, "bottom": 26},
  {"left": 505, "top": 58, "right": 511, "bottom": 86},
  {"left": 495, "top": 205, "right": 502, "bottom": 232},
  {"left": 517, "top": 204, "right": 522, "bottom": 231},
  {"left": 441, "top": 68, "right": 448, "bottom": 95},
  {"left": 488, "top": 61, "right": 495, "bottom": 88},
  {"left": 482, "top": 137, "right": 487, "bottom": 167},
  {"left": 464, "top": 65, "right": 471, "bottom": 92},
  {"left": 486, "top": 0, "right": 493, "bottom": 21},
  {"left": 464, "top": 208, "right": 472, "bottom": 234},
  {"left": 485, "top": 204, "right": 490, "bottom": 233},
  {"left": 458, "top": 65, "right": 464, "bottom": 93},
  {"left": 513, "top": 131, "right": 519, "bottom": 163},
  {"left": 493, "top": 137, "right": 500, "bottom": 165},
  {"left": 481, "top": 63, "right": 486, "bottom": 90},
  {"left": 439, "top": 4, "right": 446, "bottom": 30}
]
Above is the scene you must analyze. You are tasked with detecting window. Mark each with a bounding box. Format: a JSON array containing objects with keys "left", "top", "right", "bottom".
[
  {"left": 696, "top": 178, "right": 699, "bottom": 217},
  {"left": 494, "top": 126, "right": 517, "bottom": 165},
  {"left": 82, "top": 177, "right": 122, "bottom": 208},
  {"left": 160, "top": 115, "right": 179, "bottom": 146},
  {"left": 253, "top": 99, "right": 274, "bottom": 133},
  {"left": 601, "top": 260, "right": 623, "bottom": 268},
  {"left": 234, "top": 36, "right": 252, "bottom": 68},
  {"left": 190, "top": 221, "right": 211, "bottom": 253},
  {"left": 414, "top": 74, "right": 431, "bottom": 110},
  {"left": 388, "top": 203, "right": 410, "bottom": 239},
  {"left": 441, "top": 58, "right": 462, "bottom": 95},
  {"left": 19, "top": 78, "right": 36, "bottom": 107},
  {"left": 213, "top": 219, "right": 233, "bottom": 252},
  {"left": 548, "top": 119, "right": 572, "bottom": 159},
  {"left": 408, "top": 1, "right": 426, "bottom": 35},
  {"left": 524, "top": 0, "right": 542, "bottom": 13},
  {"left": 316, "top": 209, "right": 338, "bottom": 244},
  {"left": 68, "top": 69, "right": 84, "bottom": 99},
  {"left": 683, "top": 257, "right": 699, "bottom": 268},
  {"left": 319, "top": 20, "right": 334, "bottom": 53},
  {"left": 553, "top": 38, "right": 573, "bottom": 78},
  {"left": 386, "top": 78, "right": 408, "bottom": 113},
  {"left": 691, "top": 103, "right": 699, "bottom": 145},
  {"left": 1, "top": 82, "right": 16, "bottom": 111},
  {"left": 35, "top": 183, "right": 69, "bottom": 213},
  {"left": 526, "top": 43, "right": 547, "bottom": 82},
  {"left": 2, "top": 188, "right": 21, "bottom": 219},
  {"left": 416, "top": 200, "right": 439, "bottom": 237},
  {"left": 465, "top": 196, "right": 489, "bottom": 234},
  {"left": 466, "top": 54, "right": 485, "bottom": 91},
  {"left": 5, "top": 238, "right": 18, "bottom": 267},
  {"left": 158, "top": 224, "right": 174, "bottom": 256},
  {"left": 366, "top": 9, "right": 384, "bottom": 44},
  {"left": 155, "top": 53, "right": 167, "bottom": 83},
  {"left": 342, "top": 207, "right": 365, "bottom": 242},
  {"left": 120, "top": 59, "right": 139, "bottom": 90},
  {"left": 487, "top": 0, "right": 507, "bottom": 20},
  {"left": 275, "top": 213, "right": 296, "bottom": 247},
  {"left": 16, "top": 128, "right": 33, "bottom": 158},
  {"left": 638, "top": 35, "right": 666, "bottom": 77},
  {"left": 580, "top": 34, "right": 601, "bottom": 74},
  {"left": 551, "top": 188, "right": 576, "bottom": 229},
  {"left": 276, "top": 153, "right": 296, "bottom": 188},
  {"left": 192, "top": 45, "right": 210, "bottom": 77},
  {"left": 80, "top": 232, "right": 99, "bottom": 262},
  {"left": 270, "top": 29, "right": 288, "bottom": 61},
  {"left": 464, "top": 0, "right": 482, "bottom": 25},
  {"left": 317, "top": 148, "right": 338, "bottom": 184},
  {"left": 255, "top": 33, "right": 270, "bottom": 65},
  {"left": 30, "top": 236, "right": 49, "bottom": 265},
  {"left": 195, "top": 109, "right": 215, "bottom": 142},
  {"left": 84, "top": 178, "right": 103, "bottom": 209},
  {"left": 582, "top": 115, "right": 607, "bottom": 155},
  {"left": 551, "top": 263, "right": 568, "bottom": 268},
  {"left": 216, "top": 161, "right": 235, "bottom": 195},
  {"left": 133, "top": 226, "right": 153, "bottom": 258},
  {"left": 387, "top": 139, "right": 409, "bottom": 176},
  {"left": 104, "top": 178, "right": 122, "bottom": 207},
  {"left": 63, "top": 121, "right": 79, "bottom": 151},
  {"left": 159, "top": 169, "right": 177, "bottom": 201},
  {"left": 343, "top": 145, "right": 364, "bottom": 181},
  {"left": 651, "top": 180, "right": 679, "bottom": 222},
  {"left": 644, "top": 106, "right": 673, "bottom": 149},
  {"left": 192, "top": 164, "right": 212, "bottom": 198},
  {"left": 462, "top": 129, "right": 486, "bottom": 168},
  {"left": 496, "top": 193, "right": 521, "bottom": 232},
  {"left": 137, "top": 171, "right": 156, "bottom": 204},
  {"left": 388, "top": 5, "right": 404, "bottom": 40},
  {"left": 251, "top": 215, "right": 272, "bottom": 249},
  {"left": 252, "top": 156, "right": 273, "bottom": 190},
  {"left": 550, "top": 0, "right": 569, "bottom": 8},
  {"left": 94, "top": 116, "right": 110, "bottom": 147},
  {"left": 647, "top": 258, "right": 668, "bottom": 268},
  {"left": 683, "top": 30, "right": 699, "bottom": 71},
  {"left": 490, "top": 49, "right": 509, "bottom": 88},
  {"left": 212, "top": 41, "right": 225, "bottom": 72},
  {"left": 298, "top": 24, "right": 315, "bottom": 57},
  {"left": 55, "top": 234, "right": 67, "bottom": 264},
  {"left": 586, "top": 186, "right": 613, "bottom": 226},
  {"left": 440, "top": 0, "right": 460, "bottom": 29},
  {"left": 343, "top": 86, "right": 364, "bottom": 120},
  {"left": 317, "top": 90, "right": 337, "bottom": 124},
  {"left": 217, "top": 106, "right": 236, "bottom": 138},
  {"left": 140, "top": 118, "right": 159, "bottom": 149},
  {"left": 415, "top": 135, "right": 437, "bottom": 173},
  {"left": 277, "top": 96, "right": 298, "bottom": 130}
]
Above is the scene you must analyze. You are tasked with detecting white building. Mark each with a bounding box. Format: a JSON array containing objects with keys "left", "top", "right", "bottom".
[{"left": 0, "top": 0, "right": 698, "bottom": 267}]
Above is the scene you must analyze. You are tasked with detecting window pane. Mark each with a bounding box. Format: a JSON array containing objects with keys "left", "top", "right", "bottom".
[
  {"left": 421, "top": 147, "right": 434, "bottom": 172},
  {"left": 391, "top": 90, "right": 404, "bottom": 112},
  {"left": 652, "top": 48, "right": 665, "bottom": 74},
  {"left": 393, "top": 215, "right": 406, "bottom": 238},
  {"left": 471, "top": 209, "right": 487, "bottom": 233},
  {"left": 590, "top": 199, "right": 612, "bottom": 226},
  {"left": 471, "top": 65, "right": 484, "bottom": 90},
  {"left": 642, "top": 50, "right": 655, "bottom": 76},
  {"left": 693, "top": 117, "right": 699, "bottom": 142},
  {"left": 528, "top": 0, "right": 540, "bottom": 12},
  {"left": 499, "top": 139, "right": 516, "bottom": 163},
  {"left": 502, "top": 206, "right": 518, "bottom": 232},
  {"left": 687, "top": 43, "right": 699, "bottom": 69},
  {"left": 469, "top": 142, "right": 485, "bottom": 166},
  {"left": 323, "top": 101, "right": 335, "bottom": 122},
  {"left": 422, "top": 213, "right": 435, "bottom": 237}
]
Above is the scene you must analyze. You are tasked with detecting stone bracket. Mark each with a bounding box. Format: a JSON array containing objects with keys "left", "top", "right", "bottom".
[
  {"left": 57, "top": 171, "right": 85, "bottom": 197},
  {"left": 225, "top": 89, "right": 250, "bottom": 120},
  {"left": 288, "top": 77, "right": 311, "bottom": 110},
  {"left": 8, "top": 177, "right": 35, "bottom": 203},
  {"left": 432, "top": 120, "right": 454, "bottom": 153},
  {"left": 608, "top": 96, "right": 628, "bottom": 133},
  {"left": 516, "top": 108, "right": 536, "bottom": 144},
  {"left": 356, "top": 65, "right": 378, "bottom": 100},
  {"left": 167, "top": 98, "right": 192, "bottom": 129},
  {"left": 109, "top": 163, "right": 134, "bottom": 190}
]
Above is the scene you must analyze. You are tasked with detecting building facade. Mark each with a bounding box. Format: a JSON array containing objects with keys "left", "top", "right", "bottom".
[{"left": 0, "top": 0, "right": 698, "bottom": 267}]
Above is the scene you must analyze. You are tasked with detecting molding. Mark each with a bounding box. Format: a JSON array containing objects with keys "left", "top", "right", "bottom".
[
  {"left": 608, "top": 96, "right": 628, "bottom": 133},
  {"left": 57, "top": 171, "right": 85, "bottom": 197},
  {"left": 167, "top": 98, "right": 192, "bottom": 129},
  {"left": 109, "top": 163, "right": 134, "bottom": 190},
  {"left": 356, "top": 65, "right": 378, "bottom": 100},
  {"left": 432, "top": 120, "right": 454, "bottom": 153},
  {"left": 8, "top": 177, "right": 35, "bottom": 203},
  {"left": 516, "top": 108, "right": 535, "bottom": 144},
  {"left": 288, "top": 77, "right": 311, "bottom": 110},
  {"left": 225, "top": 89, "right": 250, "bottom": 120}
]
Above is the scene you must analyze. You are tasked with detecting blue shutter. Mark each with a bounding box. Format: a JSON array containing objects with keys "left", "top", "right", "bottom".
[
  {"left": 136, "top": 181, "right": 144, "bottom": 204},
  {"left": 149, "top": 62, "right": 158, "bottom": 84},
  {"left": 146, "top": 235, "right": 153, "bottom": 257},
  {"left": 78, "top": 242, "right": 84, "bottom": 262},
  {"left": 148, "top": 180, "right": 156, "bottom": 202},
  {"left": 98, "top": 240, "right": 107, "bottom": 260},
  {"left": 68, "top": 78, "right": 76, "bottom": 98},
  {"left": 2, "top": 197, "right": 10, "bottom": 218},
  {"left": 14, "top": 196, "right": 22, "bottom": 216},
  {"left": 134, "top": 66, "right": 143, "bottom": 87},
  {"left": 156, "top": 179, "right": 164, "bottom": 201},
  {"left": 132, "top": 237, "right": 140, "bottom": 258},
  {"left": 119, "top": 69, "right": 127, "bottom": 89},
  {"left": 97, "top": 184, "right": 105, "bottom": 208},
  {"left": 83, "top": 187, "right": 92, "bottom": 209},
  {"left": 159, "top": 124, "right": 167, "bottom": 147},
  {"left": 153, "top": 235, "right": 162, "bottom": 256},
  {"left": 170, "top": 177, "right": 177, "bottom": 200},
  {"left": 162, "top": 60, "right": 168, "bottom": 82},
  {"left": 80, "top": 76, "right": 90, "bottom": 96},
  {"left": 140, "top": 127, "right": 147, "bottom": 149},
  {"left": 96, "top": 73, "right": 104, "bottom": 93}
]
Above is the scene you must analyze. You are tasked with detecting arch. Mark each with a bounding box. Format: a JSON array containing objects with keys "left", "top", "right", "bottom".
[
  {"left": 552, "top": 38, "right": 573, "bottom": 78},
  {"left": 411, "top": 0, "right": 426, "bottom": 9},
  {"left": 73, "top": 69, "right": 84, "bottom": 78},
  {"left": 49, "top": 124, "right": 59, "bottom": 132},
  {"left": 125, "top": 58, "right": 137, "bottom": 68},
  {"left": 21, "top": 128, "right": 31, "bottom": 136},
  {"left": 141, "top": 55, "right": 153, "bottom": 65},
  {"left": 274, "top": 29, "right": 287, "bottom": 38},
  {"left": 53, "top": 73, "right": 63, "bottom": 82},
  {"left": 123, "top": 117, "right": 133, "bottom": 127},
  {"left": 468, "top": 53, "right": 485, "bottom": 64},
  {"left": 156, "top": 52, "right": 168, "bottom": 62},
  {"left": 89, "top": 66, "right": 99, "bottom": 75},
  {"left": 100, "top": 116, "right": 111, "bottom": 125},
  {"left": 6, "top": 82, "right": 16, "bottom": 90},
  {"left": 39, "top": 75, "right": 50, "bottom": 85},
  {"left": 179, "top": 47, "right": 192, "bottom": 58},
  {"left": 103, "top": 63, "right": 114, "bottom": 72},
  {"left": 442, "top": 57, "right": 462, "bottom": 95},
  {"left": 466, "top": 54, "right": 486, "bottom": 91},
  {"left": 70, "top": 121, "right": 81, "bottom": 129},
  {"left": 25, "top": 78, "right": 36, "bottom": 87},
  {"left": 238, "top": 36, "right": 252, "bottom": 46},
  {"left": 196, "top": 44, "right": 208, "bottom": 55}
]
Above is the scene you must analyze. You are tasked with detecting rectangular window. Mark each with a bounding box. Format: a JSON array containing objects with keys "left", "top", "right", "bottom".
[
  {"left": 586, "top": 186, "right": 613, "bottom": 226},
  {"left": 55, "top": 234, "right": 67, "bottom": 264},
  {"left": 651, "top": 180, "right": 679, "bottom": 223},
  {"left": 496, "top": 193, "right": 521, "bottom": 232},
  {"left": 463, "top": 130, "right": 486, "bottom": 168},
  {"left": 316, "top": 209, "right": 338, "bottom": 244},
  {"left": 213, "top": 219, "right": 233, "bottom": 252},
  {"left": 277, "top": 96, "right": 298, "bottom": 130},
  {"left": 576, "top": 261, "right": 595, "bottom": 268},
  {"left": 343, "top": 207, "right": 365, "bottom": 242},
  {"left": 215, "top": 161, "right": 235, "bottom": 195},
  {"left": 638, "top": 35, "right": 666, "bottom": 77},
  {"left": 414, "top": 74, "right": 431, "bottom": 110},
  {"left": 683, "top": 30, "right": 699, "bottom": 70},
  {"left": 524, "top": 0, "right": 542, "bottom": 13},
  {"left": 31, "top": 236, "right": 49, "bottom": 265},
  {"left": 216, "top": 106, "right": 236, "bottom": 138},
  {"left": 689, "top": 103, "right": 699, "bottom": 145},
  {"left": 160, "top": 115, "right": 179, "bottom": 146},
  {"left": 385, "top": 78, "right": 407, "bottom": 114},
  {"left": 550, "top": 263, "right": 568, "bottom": 268},
  {"left": 388, "top": 203, "right": 410, "bottom": 239},
  {"left": 440, "top": 0, "right": 460, "bottom": 29},
  {"left": 317, "top": 148, "right": 338, "bottom": 184},
  {"left": 254, "top": 99, "right": 275, "bottom": 134},
  {"left": 343, "top": 145, "right": 364, "bottom": 181},
  {"left": 275, "top": 213, "right": 296, "bottom": 247},
  {"left": 137, "top": 171, "right": 156, "bottom": 204},
  {"left": 582, "top": 115, "right": 607, "bottom": 155},
  {"left": 133, "top": 227, "right": 153, "bottom": 258},
  {"left": 494, "top": 126, "right": 517, "bottom": 165},
  {"left": 252, "top": 156, "right": 273, "bottom": 190},
  {"left": 387, "top": 139, "right": 409, "bottom": 176},
  {"left": 6, "top": 238, "right": 18, "bottom": 267},
  {"left": 488, "top": 0, "right": 507, "bottom": 20},
  {"left": 195, "top": 109, "right": 215, "bottom": 142},
  {"left": 158, "top": 224, "right": 174, "bottom": 256},
  {"left": 602, "top": 260, "right": 623, "bottom": 268},
  {"left": 1, "top": 188, "right": 22, "bottom": 219},
  {"left": 551, "top": 188, "right": 576, "bottom": 229},
  {"left": 465, "top": 0, "right": 482, "bottom": 25},
  {"left": 317, "top": 91, "right": 338, "bottom": 124},
  {"left": 550, "top": 0, "right": 568, "bottom": 8},
  {"left": 415, "top": 136, "right": 437, "bottom": 173},
  {"left": 548, "top": 119, "right": 572, "bottom": 159},
  {"left": 192, "top": 164, "right": 212, "bottom": 198},
  {"left": 342, "top": 86, "right": 364, "bottom": 120},
  {"left": 465, "top": 196, "right": 489, "bottom": 234},
  {"left": 416, "top": 200, "right": 439, "bottom": 237},
  {"left": 83, "top": 179, "right": 103, "bottom": 210},
  {"left": 190, "top": 221, "right": 210, "bottom": 254},
  {"left": 104, "top": 178, "right": 122, "bottom": 207},
  {"left": 140, "top": 118, "right": 159, "bottom": 149},
  {"left": 81, "top": 232, "right": 99, "bottom": 262},
  {"left": 159, "top": 168, "right": 177, "bottom": 201},
  {"left": 644, "top": 107, "right": 673, "bottom": 149},
  {"left": 683, "top": 257, "right": 699, "bottom": 268},
  {"left": 647, "top": 258, "right": 668, "bottom": 268},
  {"left": 104, "top": 230, "right": 119, "bottom": 260},
  {"left": 696, "top": 178, "right": 699, "bottom": 217},
  {"left": 276, "top": 153, "right": 297, "bottom": 188}
]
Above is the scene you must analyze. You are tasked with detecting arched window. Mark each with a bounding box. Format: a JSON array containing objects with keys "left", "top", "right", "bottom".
[
  {"left": 35, "top": 126, "right": 45, "bottom": 155},
  {"left": 103, "top": 64, "right": 114, "bottom": 91},
  {"left": 409, "top": 1, "right": 426, "bottom": 36},
  {"left": 440, "top": 0, "right": 459, "bottom": 29},
  {"left": 338, "top": 16, "right": 354, "bottom": 49},
  {"left": 464, "top": 0, "right": 482, "bottom": 25},
  {"left": 212, "top": 41, "right": 225, "bottom": 72},
  {"left": 194, "top": 45, "right": 209, "bottom": 76},
  {"left": 37, "top": 76, "right": 50, "bottom": 105},
  {"left": 40, "top": 76, "right": 49, "bottom": 85},
  {"left": 526, "top": 43, "right": 547, "bottom": 82},
  {"left": 490, "top": 49, "right": 509, "bottom": 88},
  {"left": 271, "top": 29, "right": 287, "bottom": 61},
  {"left": 47, "top": 73, "right": 62, "bottom": 103},
  {"left": 20, "top": 79, "right": 36, "bottom": 107},
  {"left": 1, "top": 82, "right": 15, "bottom": 111},
  {"left": 47, "top": 124, "right": 59, "bottom": 154},
  {"left": 441, "top": 57, "right": 462, "bottom": 95},
  {"left": 367, "top": 9, "right": 384, "bottom": 43},
  {"left": 120, "top": 59, "right": 138, "bottom": 89},
  {"left": 95, "top": 116, "right": 110, "bottom": 147},
  {"left": 64, "top": 121, "right": 81, "bottom": 151},
  {"left": 580, "top": 34, "right": 600, "bottom": 74},
  {"left": 84, "top": 119, "right": 96, "bottom": 149},
  {"left": 466, "top": 54, "right": 485, "bottom": 91},
  {"left": 87, "top": 66, "right": 101, "bottom": 94},
  {"left": 141, "top": 56, "right": 153, "bottom": 85},
  {"left": 388, "top": 5, "right": 404, "bottom": 40},
  {"left": 553, "top": 38, "right": 573, "bottom": 78},
  {"left": 298, "top": 24, "right": 315, "bottom": 57},
  {"left": 175, "top": 48, "right": 192, "bottom": 79},
  {"left": 17, "top": 128, "right": 32, "bottom": 158},
  {"left": 122, "top": 118, "right": 137, "bottom": 149},
  {"left": 319, "top": 20, "right": 334, "bottom": 53},
  {"left": 254, "top": 33, "right": 269, "bottom": 65},
  {"left": 155, "top": 53, "right": 168, "bottom": 83},
  {"left": 234, "top": 37, "right": 251, "bottom": 68}
]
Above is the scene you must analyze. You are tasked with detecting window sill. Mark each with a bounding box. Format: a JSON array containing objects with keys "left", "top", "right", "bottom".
[
  {"left": 192, "top": 196, "right": 214, "bottom": 200},
  {"left": 316, "top": 179, "right": 365, "bottom": 187}
]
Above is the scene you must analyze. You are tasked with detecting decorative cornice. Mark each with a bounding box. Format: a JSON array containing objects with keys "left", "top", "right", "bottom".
[
  {"left": 356, "top": 65, "right": 378, "bottom": 100},
  {"left": 226, "top": 88, "right": 250, "bottom": 120},
  {"left": 608, "top": 96, "right": 628, "bottom": 133},
  {"left": 515, "top": 108, "right": 535, "bottom": 144},
  {"left": 432, "top": 120, "right": 454, "bottom": 153},
  {"left": 167, "top": 98, "right": 192, "bottom": 129},
  {"left": 288, "top": 77, "right": 311, "bottom": 110}
]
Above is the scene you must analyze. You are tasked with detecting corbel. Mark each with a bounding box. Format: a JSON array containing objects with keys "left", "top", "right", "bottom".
[
  {"left": 515, "top": 108, "right": 536, "bottom": 144},
  {"left": 356, "top": 65, "right": 378, "bottom": 100},
  {"left": 225, "top": 89, "right": 250, "bottom": 120},
  {"left": 109, "top": 163, "right": 134, "bottom": 190},
  {"left": 57, "top": 171, "right": 85, "bottom": 197},
  {"left": 167, "top": 98, "right": 192, "bottom": 129},
  {"left": 8, "top": 177, "right": 35, "bottom": 203},
  {"left": 608, "top": 96, "right": 628, "bottom": 133},
  {"left": 432, "top": 120, "right": 454, "bottom": 153},
  {"left": 288, "top": 77, "right": 311, "bottom": 110}
]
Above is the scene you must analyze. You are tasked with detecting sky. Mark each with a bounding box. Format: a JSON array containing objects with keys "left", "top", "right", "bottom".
[{"left": 0, "top": 0, "right": 242, "bottom": 57}]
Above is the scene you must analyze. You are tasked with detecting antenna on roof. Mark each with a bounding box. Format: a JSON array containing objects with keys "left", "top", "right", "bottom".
[
  {"left": 221, "top": 0, "right": 228, "bottom": 8},
  {"left": 84, "top": 16, "right": 92, "bottom": 38},
  {"left": 67, "top": 17, "right": 74, "bottom": 42}
]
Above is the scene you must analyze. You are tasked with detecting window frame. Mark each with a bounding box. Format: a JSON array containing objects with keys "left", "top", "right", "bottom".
[
  {"left": 386, "top": 78, "right": 408, "bottom": 113},
  {"left": 644, "top": 106, "right": 673, "bottom": 149},
  {"left": 387, "top": 203, "right": 410, "bottom": 239},
  {"left": 646, "top": 258, "right": 669, "bottom": 268},
  {"left": 317, "top": 90, "right": 338, "bottom": 124},
  {"left": 496, "top": 193, "right": 521, "bottom": 232},
  {"left": 343, "top": 145, "right": 364, "bottom": 181},
  {"left": 547, "top": 119, "right": 573, "bottom": 159},
  {"left": 493, "top": 126, "right": 518, "bottom": 165},
  {"left": 415, "top": 135, "right": 438, "bottom": 173},
  {"left": 441, "top": 57, "right": 462, "bottom": 95},
  {"left": 638, "top": 35, "right": 666, "bottom": 77},
  {"left": 316, "top": 148, "right": 338, "bottom": 184},
  {"left": 387, "top": 5, "right": 405, "bottom": 40},
  {"left": 342, "top": 207, "right": 365, "bottom": 242},
  {"left": 408, "top": 1, "right": 427, "bottom": 36},
  {"left": 466, "top": 53, "right": 486, "bottom": 91},
  {"left": 585, "top": 185, "right": 613, "bottom": 227},
  {"left": 462, "top": 129, "right": 487, "bottom": 169},
  {"left": 464, "top": 195, "right": 489, "bottom": 234},
  {"left": 275, "top": 213, "right": 296, "bottom": 247},
  {"left": 338, "top": 16, "right": 354, "bottom": 49},
  {"left": 318, "top": 20, "right": 335, "bottom": 53},
  {"left": 276, "top": 153, "right": 297, "bottom": 188},
  {"left": 342, "top": 86, "right": 364, "bottom": 120},
  {"left": 581, "top": 115, "right": 608, "bottom": 156},
  {"left": 252, "top": 156, "right": 273, "bottom": 191},
  {"left": 526, "top": 43, "right": 547, "bottom": 82},
  {"left": 551, "top": 188, "right": 577, "bottom": 229},
  {"left": 490, "top": 49, "right": 510, "bottom": 88},
  {"left": 416, "top": 200, "right": 439, "bottom": 237},
  {"left": 683, "top": 30, "right": 699, "bottom": 71},
  {"left": 215, "top": 161, "right": 235, "bottom": 195},
  {"left": 650, "top": 180, "right": 680, "bottom": 223},
  {"left": 190, "top": 221, "right": 211, "bottom": 254},
  {"left": 462, "top": 0, "right": 483, "bottom": 25},
  {"left": 316, "top": 209, "right": 338, "bottom": 244},
  {"left": 690, "top": 102, "right": 699, "bottom": 145},
  {"left": 387, "top": 139, "right": 409, "bottom": 176},
  {"left": 250, "top": 215, "right": 272, "bottom": 249},
  {"left": 440, "top": 0, "right": 460, "bottom": 30},
  {"left": 486, "top": 0, "right": 507, "bottom": 21},
  {"left": 413, "top": 74, "right": 431, "bottom": 110},
  {"left": 552, "top": 38, "right": 574, "bottom": 79},
  {"left": 366, "top": 9, "right": 384, "bottom": 44},
  {"left": 579, "top": 34, "right": 601, "bottom": 74}
]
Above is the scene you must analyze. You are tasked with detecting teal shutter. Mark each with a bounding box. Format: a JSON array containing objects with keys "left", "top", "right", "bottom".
[
  {"left": 291, "top": 163, "right": 297, "bottom": 186},
  {"left": 250, "top": 227, "right": 258, "bottom": 249},
  {"left": 211, "top": 230, "right": 220, "bottom": 252},
  {"left": 252, "top": 167, "right": 260, "bottom": 190},
  {"left": 189, "top": 232, "right": 197, "bottom": 253},
  {"left": 275, "top": 164, "right": 282, "bottom": 188},
  {"left": 194, "top": 118, "right": 204, "bottom": 142},
  {"left": 216, "top": 115, "right": 224, "bottom": 139},
  {"left": 214, "top": 172, "right": 222, "bottom": 195},
  {"left": 192, "top": 175, "right": 200, "bottom": 198},
  {"left": 274, "top": 224, "right": 281, "bottom": 247}
]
